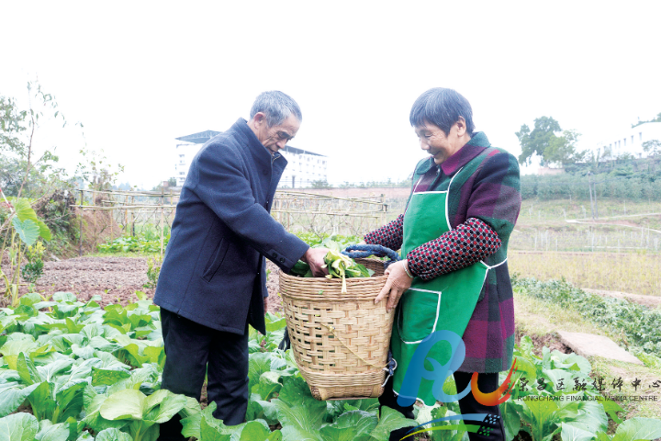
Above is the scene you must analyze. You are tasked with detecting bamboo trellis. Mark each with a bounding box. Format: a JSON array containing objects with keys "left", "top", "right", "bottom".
[
  {"left": 74, "top": 188, "right": 179, "bottom": 258},
  {"left": 74, "top": 189, "right": 388, "bottom": 257}
]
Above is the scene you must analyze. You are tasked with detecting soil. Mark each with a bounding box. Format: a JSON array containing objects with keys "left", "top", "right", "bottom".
[
  {"left": 1, "top": 256, "right": 284, "bottom": 310},
  {"left": 264, "top": 261, "right": 283, "bottom": 314},
  {"left": 4, "top": 255, "right": 656, "bottom": 314},
  {"left": 515, "top": 328, "right": 573, "bottom": 355},
  {"left": 1, "top": 256, "right": 153, "bottom": 308}
]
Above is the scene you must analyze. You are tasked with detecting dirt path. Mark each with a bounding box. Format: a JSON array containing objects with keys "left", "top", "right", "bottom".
[{"left": 583, "top": 288, "right": 661, "bottom": 309}]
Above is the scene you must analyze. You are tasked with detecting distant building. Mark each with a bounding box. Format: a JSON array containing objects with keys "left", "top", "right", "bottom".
[
  {"left": 174, "top": 130, "right": 327, "bottom": 188},
  {"left": 595, "top": 122, "right": 661, "bottom": 159},
  {"left": 174, "top": 130, "right": 221, "bottom": 187},
  {"left": 279, "top": 146, "right": 328, "bottom": 188}
]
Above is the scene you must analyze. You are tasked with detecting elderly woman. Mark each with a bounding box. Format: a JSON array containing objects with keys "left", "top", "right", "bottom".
[{"left": 367, "top": 88, "right": 521, "bottom": 441}]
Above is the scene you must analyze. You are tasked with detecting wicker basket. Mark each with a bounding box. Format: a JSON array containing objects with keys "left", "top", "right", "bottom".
[{"left": 279, "top": 258, "right": 395, "bottom": 400}]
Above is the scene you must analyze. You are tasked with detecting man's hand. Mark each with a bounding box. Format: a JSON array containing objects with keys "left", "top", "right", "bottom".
[
  {"left": 374, "top": 260, "right": 414, "bottom": 312},
  {"left": 301, "top": 247, "right": 329, "bottom": 277}
]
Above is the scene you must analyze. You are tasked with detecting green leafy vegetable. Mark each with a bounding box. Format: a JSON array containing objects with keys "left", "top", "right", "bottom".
[
  {"left": 291, "top": 243, "right": 375, "bottom": 294},
  {"left": 0, "top": 412, "right": 40, "bottom": 441}
]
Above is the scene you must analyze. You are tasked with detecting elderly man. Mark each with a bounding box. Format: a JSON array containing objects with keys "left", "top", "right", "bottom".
[{"left": 154, "top": 91, "right": 327, "bottom": 440}]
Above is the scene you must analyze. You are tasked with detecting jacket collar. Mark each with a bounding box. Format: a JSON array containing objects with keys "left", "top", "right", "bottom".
[
  {"left": 231, "top": 118, "right": 287, "bottom": 169},
  {"left": 409, "top": 131, "right": 491, "bottom": 176},
  {"left": 440, "top": 131, "right": 491, "bottom": 175}
]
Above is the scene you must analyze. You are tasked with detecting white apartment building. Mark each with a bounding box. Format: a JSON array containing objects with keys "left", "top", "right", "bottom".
[
  {"left": 279, "top": 146, "right": 328, "bottom": 188},
  {"left": 174, "top": 130, "right": 327, "bottom": 188},
  {"left": 595, "top": 121, "right": 661, "bottom": 159},
  {"left": 174, "top": 130, "right": 221, "bottom": 187}
]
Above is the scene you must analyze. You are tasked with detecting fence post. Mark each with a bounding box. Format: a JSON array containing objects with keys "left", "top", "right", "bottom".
[
  {"left": 131, "top": 196, "right": 135, "bottom": 237},
  {"left": 92, "top": 190, "right": 98, "bottom": 246},
  {"left": 160, "top": 187, "right": 165, "bottom": 259},
  {"left": 379, "top": 193, "right": 386, "bottom": 229},
  {"left": 124, "top": 194, "right": 129, "bottom": 236},
  {"left": 588, "top": 174, "right": 595, "bottom": 219},
  {"left": 79, "top": 189, "right": 84, "bottom": 257},
  {"left": 110, "top": 191, "right": 114, "bottom": 242}
]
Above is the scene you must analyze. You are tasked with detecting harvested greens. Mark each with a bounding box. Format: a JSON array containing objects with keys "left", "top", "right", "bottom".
[{"left": 289, "top": 238, "right": 375, "bottom": 293}]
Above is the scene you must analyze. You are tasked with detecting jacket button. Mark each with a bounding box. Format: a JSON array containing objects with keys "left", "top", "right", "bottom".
[
  {"left": 272, "top": 253, "right": 277, "bottom": 259},
  {"left": 279, "top": 257, "right": 285, "bottom": 263}
]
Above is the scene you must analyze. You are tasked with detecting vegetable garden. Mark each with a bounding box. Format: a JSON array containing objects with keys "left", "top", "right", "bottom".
[
  {"left": 3, "top": 293, "right": 661, "bottom": 441},
  {"left": 3, "top": 187, "right": 661, "bottom": 440}
]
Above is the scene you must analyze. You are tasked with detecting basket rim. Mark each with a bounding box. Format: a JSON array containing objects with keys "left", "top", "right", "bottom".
[{"left": 279, "top": 269, "right": 388, "bottom": 300}]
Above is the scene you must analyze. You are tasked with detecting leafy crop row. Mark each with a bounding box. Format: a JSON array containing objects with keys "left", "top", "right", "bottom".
[
  {"left": 512, "top": 276, "right": 661, "bottom": 360},
  {"left": 2, "top": 293, "right": 660, "bottom": 440},
  {"left": 0, "top": 293, "right": 416, "bottom": 440},
  {"left": 97, "top": 236, "right": 169, "bottom": 254},
  {"left": 96, "top": 226, "right": 171, "bottom": 254}
]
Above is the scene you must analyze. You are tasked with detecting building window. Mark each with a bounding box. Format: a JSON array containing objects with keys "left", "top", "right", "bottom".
[
  {"left": 623, "top": 138, "right": 626, "bottom": 146},
  {"left": 640, "top": 132, "right": 643, "bottom": 142}
]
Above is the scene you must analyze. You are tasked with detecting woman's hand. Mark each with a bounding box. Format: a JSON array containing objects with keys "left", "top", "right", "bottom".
[{"left": 374, "top": 260, "right": 414, "bottom": 312}]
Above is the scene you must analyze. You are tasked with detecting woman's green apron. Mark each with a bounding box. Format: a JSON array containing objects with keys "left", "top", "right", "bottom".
[{"left": 391, "top": 171, "right": 491, "bottom": 406}]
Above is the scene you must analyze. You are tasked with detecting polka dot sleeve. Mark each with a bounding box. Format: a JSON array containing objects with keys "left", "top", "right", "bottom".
[
  {"left": 406, "top": 217, "right": 501, "bottom": 281},
  {"left": 364, "top": 214, "right": 404, "bottom": 252}
]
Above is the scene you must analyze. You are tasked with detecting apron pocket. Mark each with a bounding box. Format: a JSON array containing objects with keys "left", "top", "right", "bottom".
[{"left": 397, "top": 288, "right": 442, "bottom": 344}]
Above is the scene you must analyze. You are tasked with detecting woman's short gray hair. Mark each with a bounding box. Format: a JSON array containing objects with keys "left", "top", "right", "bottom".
[
  {"left": 409, "top": 88, "right": 475, "bottom": 136},
  {"left": 250, "top": 91, "right": 302, "bottom": 127}
]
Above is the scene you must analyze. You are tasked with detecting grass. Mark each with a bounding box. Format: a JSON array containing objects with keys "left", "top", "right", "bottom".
[
  {"left": 517, "top": 198, "right": 661, "bottom": 226},
  {"left": 513, "top": 291, "right": 661, "bottom": 420},
  {"left": 509, "top": 250, "right": 661, "bottom": 296},
  {"left": 514, "top": 292, "right": 607, "bottom": 337},
  {"left": 510, "top": 198, "right": 661, "bottom": 254}
]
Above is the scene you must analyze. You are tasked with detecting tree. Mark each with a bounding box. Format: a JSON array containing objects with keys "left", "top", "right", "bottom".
[
  {"left": 311, "top": 179, "right": 332, "bottom": 189},
  {"left": 642, "top": 139, "right": 661, "bottom": 156},
  {"left": 632, "top": 112, "right": 661, "bottom": 128},
  {"left": 0, "top": 86, "right": 68, "bottom": 198},
  {"left": 150, "top": 177, "right": 178, "bottom": 192},
  {"left": 516, "top": 116, "right": 583, "bottom": 166},
  {"left": 1, "top": 83, "right": 120, "bottom": 260},
  {"left": 74, "top": 148, "right": 124, "bottom": 192}
]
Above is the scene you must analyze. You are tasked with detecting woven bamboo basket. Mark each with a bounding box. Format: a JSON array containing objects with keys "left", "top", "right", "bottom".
[{"left": 279, "top": 258, "right": 395, "bottom": 400}]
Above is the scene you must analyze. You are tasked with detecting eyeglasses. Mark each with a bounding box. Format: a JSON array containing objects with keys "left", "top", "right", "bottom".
[{"left": 275, "top": 131, "right": 295, "bottom": 143}]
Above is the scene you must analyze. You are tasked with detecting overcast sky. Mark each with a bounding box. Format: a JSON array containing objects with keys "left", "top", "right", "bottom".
[{"left": 2, "top": 1, "right": 661, "bottom": 189}]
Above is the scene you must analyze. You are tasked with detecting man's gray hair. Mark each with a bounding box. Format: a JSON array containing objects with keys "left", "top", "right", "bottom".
[{"left": 249, "top": 91, "right": 302, "bottom": 127}]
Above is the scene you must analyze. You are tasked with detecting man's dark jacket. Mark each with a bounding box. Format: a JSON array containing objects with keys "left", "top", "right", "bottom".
[{"left": 154, "top": 118, "right": 308, "bottom": 335}]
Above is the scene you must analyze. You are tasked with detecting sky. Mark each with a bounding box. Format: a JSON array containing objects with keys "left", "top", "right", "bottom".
[{"left": 2, "top": 1, "right": 661, "bottom": 189}]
